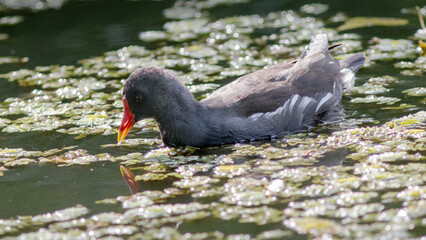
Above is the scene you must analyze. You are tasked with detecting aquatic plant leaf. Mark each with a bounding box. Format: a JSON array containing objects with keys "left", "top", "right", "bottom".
[
  {"left": 402, "top": 87, "right": 426, "bottom": 96},
  {"left": 32, "top": 205, "right": 89, "bottom": 223},
  {"left": 351, "top": 95, "right": 401, "bottom": 105},
  {"left": 300, "top": 3, "right": 329, "bottom": 15},
  {"left": 349, "top": 83, "right": 389, "bottom": 95},
  {"left": 257, "top": 229, "right": 292, "bottom": 239},
  {"left": 120, "top": 194, "right": 154, "bottom": 209},
  {"left": 163, "top": 7, "right": 201, "bottom": 20},
  {"left": 337, "top": 17, "right": 409, "bottom": 31},
  {"left": 163, "top": 18, "right": 209, "bottom": 33},
  {"left": 367, "top": 38, "right": 417, "bottom": 61},
  {"left": 139, "top": 31, "right": 168, "bottom": 42},
  {"left": 367, "top": 75, "right": 398, "bottom": 86},
  {"left": 0, "top": 56, "right": 28, "bottom": 65},
  {"left": 0, "top": 0, "right": 66, "bottom": 11},
  {"left": 0, "top": 16, "right": 24, "bottom": 26},
  {"left": 284, "top": 217, "right": 342, "bottom": 236}
]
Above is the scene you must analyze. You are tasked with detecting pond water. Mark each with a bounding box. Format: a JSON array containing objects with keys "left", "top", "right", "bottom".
[{"left": 0, "top": 0, "right": 425, "bottom": 239}]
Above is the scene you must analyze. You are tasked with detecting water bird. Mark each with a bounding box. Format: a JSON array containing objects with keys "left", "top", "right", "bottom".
[{"left": 117, "top": 34, "right": 365, "bottom": 147}]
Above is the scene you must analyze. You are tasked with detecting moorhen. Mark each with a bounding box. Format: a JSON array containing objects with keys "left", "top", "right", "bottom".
[{"left": 117, "top": 34, "right": 365, "bottom": 147}]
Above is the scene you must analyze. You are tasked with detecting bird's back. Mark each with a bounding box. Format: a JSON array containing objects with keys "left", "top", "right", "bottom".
[{"left": 201, "top": 35, "right": 345, "bottom": 118}]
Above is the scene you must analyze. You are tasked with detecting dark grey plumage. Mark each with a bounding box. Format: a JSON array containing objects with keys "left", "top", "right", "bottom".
[{"left": 122, "top": 34, "right": 365, "bottom": 147}]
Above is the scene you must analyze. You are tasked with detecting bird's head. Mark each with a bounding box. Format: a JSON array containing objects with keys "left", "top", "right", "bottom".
[{"left": 117, "top": 66, "right": 187, "bottom": 144}]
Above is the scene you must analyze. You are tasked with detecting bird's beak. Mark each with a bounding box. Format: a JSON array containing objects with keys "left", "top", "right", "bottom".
[{"left": 117, "top": 97, "right": 135, "bottom": 144}]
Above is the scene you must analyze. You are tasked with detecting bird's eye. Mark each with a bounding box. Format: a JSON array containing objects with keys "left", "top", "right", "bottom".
[{"left": 136, "top": 95, "right": 143, "bottom": 102}]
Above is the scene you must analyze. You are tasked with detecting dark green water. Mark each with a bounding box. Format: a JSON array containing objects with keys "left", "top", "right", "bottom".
[{"left": 0, "top": 0, "right": 425, "bottom": 239}]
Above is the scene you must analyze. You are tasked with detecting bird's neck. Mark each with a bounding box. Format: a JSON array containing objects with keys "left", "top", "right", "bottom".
[
  {"left": 151, "top": 85, "right": 255, "bottom": 147},
  {"left": 153, "top": 90, "right": 211, "bottom": 147}
]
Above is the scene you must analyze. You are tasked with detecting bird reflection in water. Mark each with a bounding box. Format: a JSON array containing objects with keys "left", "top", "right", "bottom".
[{"left": 120, "top": 165, "right": 139, "bottom": 195}]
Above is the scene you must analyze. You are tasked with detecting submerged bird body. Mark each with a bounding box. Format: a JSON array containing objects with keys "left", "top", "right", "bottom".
[{"left": 118, "top": 34, "right": 365, "bottom": 147}]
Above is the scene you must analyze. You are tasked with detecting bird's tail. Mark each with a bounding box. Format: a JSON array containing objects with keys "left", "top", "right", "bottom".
[
  {"left": 339, "top": 53, "right": 365, "bottom": 73},
  {"left": 338, "top": 53, "right": 366, "bottom": 90}
]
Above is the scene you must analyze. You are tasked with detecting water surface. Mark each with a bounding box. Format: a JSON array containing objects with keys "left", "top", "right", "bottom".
[{"left": 0, "top": 0, "right": 425, "bottom": 239}]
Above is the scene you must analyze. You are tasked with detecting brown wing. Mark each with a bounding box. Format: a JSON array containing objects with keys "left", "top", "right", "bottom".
[{"left": 201, "top": 51, "right": 340, "bottom": 117}]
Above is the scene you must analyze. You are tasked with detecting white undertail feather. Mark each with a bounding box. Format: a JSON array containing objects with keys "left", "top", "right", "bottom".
[{"left": 339, "top": 68, "right": 355, "bottom": 90}]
